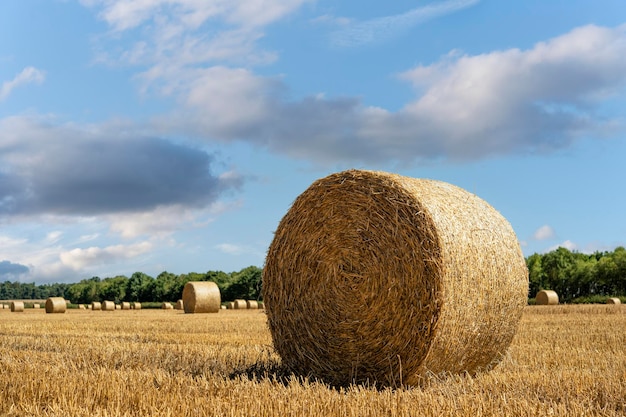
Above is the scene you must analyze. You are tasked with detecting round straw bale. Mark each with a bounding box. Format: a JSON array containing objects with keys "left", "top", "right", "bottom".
[
  {"left": 45, "top": 297, "right": 67, "bottom": 314},
  {"left": 246, "top": 300, "right": 258, "bottom": 309},
  {"left": 101, "top": 300, "right": 115, "bottom": 311},
  {"left": 10, "top": 301, "right": 24, "bottom": 312},
  {"left": 132, "top": 302, "right": 142, "bottom": 310},
  {"left": 220, "top": 305, "right": 227, "bottom": 309},
  {"left": 233, "top": 299, "right": 247, "bottom": 309},
  {"left": 121, "top": 302, "right": 131, "bottom": 310},
  {"left": 162, "top": 302, "right": 173, "bottom": 309},
  {"left": 606, "top": 297, "right": 621, "bottom": 305},
  {"left": 226, "top": 301, "right": 235, "bottom": 309},
  {"left": 78, "top": 304, "right": 86, "bottom": 310},
  {"left": 175, "top": 299, "right": 184, "bottom": 310},
  {"left": 182, "top": 281, "right": 221, "bottom": 314},
  {"left": 536, "top": 290, "right": 559, "bottom": 305},
  {"left": 91, "top": 301, "right": 102, "bottom": 311},
  {"left": 33, "top": 303, "right": 40, "bottom": 309},
  {"left": 263, "top": 169, "right": 528, "bottom": 387}
]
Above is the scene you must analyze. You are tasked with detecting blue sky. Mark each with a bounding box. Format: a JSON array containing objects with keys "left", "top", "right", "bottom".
[{"left": 1, "top": 0, "right": 626, "bottom": 284}]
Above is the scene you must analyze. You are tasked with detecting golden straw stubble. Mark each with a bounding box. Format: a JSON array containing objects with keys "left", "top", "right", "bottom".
[
  {"left": 182, "top": 281, "right": 220, "bottom": 314},
  {"left": 263, "top": 170, "right": 529, "bottom": 387}
]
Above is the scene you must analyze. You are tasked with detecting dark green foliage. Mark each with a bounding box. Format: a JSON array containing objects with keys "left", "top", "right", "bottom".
[
  {"left": 526, "top": 246, "right": 626, "bottom": 302},
  {"left": 0, "top": 266, "right": 263, "bottom": 304}
]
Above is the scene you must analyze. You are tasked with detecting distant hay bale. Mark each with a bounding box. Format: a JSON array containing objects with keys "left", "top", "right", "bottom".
[
  {"left": 606, "top": 297, "right": 621, "bottom": 305},
  {"left": 220, "top": 305, "right": 227, "bottom": 309},
  {"left": 536, "top": 290, "right": 559, "bottom": 305},
  {"left": 226, "top": 302, "right": 235, "bottom": 309},
  {"left": 78, "top": 304, "right": 86, "bottom": 310},
  {"left": 132, "top": 302, "right": 142, "bottom": 310},
  {"left": 33, "top": 303, "right": 40, "bottom": 309},
  {"left": 91, "top": 302, "right": 102, "bottom": 311},
  {"left": 101, "top": 301, "right": 115, "bottom": 311},
  {"left": 10, "top": 301, "right": 24, "bottom": 312},
  {"left": 182, "top": 281, "right": 221, "bottom": 314},
  {"left": 45, "top": 297, "right": 67, "bottom": 314},
  {"left": 162, "top": 302, "right": 173, "bottom": 310},
  {"left": 246, "top": 300, "right": 258, "bottom": 309},
  {"left": 263, "top": 169, "right": 528, "bottom": 387},
  {"left": 175, "top": 299, "right": 184, "bottom": 310},
  {"left": 233, "top": 299, "right": 247, "bottom": 309},
  {"left": 121, "top": 302, "right": 131, "bottom": 310}
]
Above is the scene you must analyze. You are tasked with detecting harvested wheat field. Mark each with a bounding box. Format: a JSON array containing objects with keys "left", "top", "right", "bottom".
[{"left": 0, "top": 305, "right": 624, "bottom": 416}]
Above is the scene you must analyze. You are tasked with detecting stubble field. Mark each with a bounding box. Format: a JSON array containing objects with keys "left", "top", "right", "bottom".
[{"left": 0, "top": 304, "right": 624, "bottom": 416}]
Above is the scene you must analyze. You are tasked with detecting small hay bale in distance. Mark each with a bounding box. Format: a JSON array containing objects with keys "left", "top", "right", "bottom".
[
  {"left": 226, "top": 301, "right": 235, "bottom": 309},
  {"left": 33, "top": 303, "right": 40, "bottom": 309},
  {"left": 45, "top": 297, "right": 67, "bottom": 314},
  {"left": 606, "top": 297, "right": 621, "bottom": 305},
  {"left": 263, "top": 169, "right": 529, "bottom": 387},
  {"left": 91, "top": 302, "right": 102, "bottom": 311},
  {"left": 536, "top": 290, "right": 559, "bottom": 305},
  {"left": 132, "top": 302, "right": 141, "bottom": 310},
  {"left": 78, "top": 304, "right": 86, "bottom": 310},
  {"left": 175, "top": 299, "right": 184, "bottom": 310},
  {"left": 233, "top": 299, "right": 247, "bottom": 309},
  {"left": 182, "top": 281, "right": 221, "bottom": 314},
  {"left": 10, "top": 301, "right": 24, "bottom": 312},
  {"left": 121, "top": 302, "right": 131, "bottom": 310},
  {"left": 162, "top": 302, "right": 173, "bottom": 310},
  {"left": 246, "top": 300, "right": 258, "bottom": 309},
  {"left": 101, "top": 301, "right": 115, "bottom": 311}
]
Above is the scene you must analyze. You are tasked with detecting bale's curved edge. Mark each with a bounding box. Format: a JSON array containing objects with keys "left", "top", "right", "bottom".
[
  {"left": 45, "top": 297, "right": 67, "bottom": 314},
  {"left": 263, "top": 169, "right": 528, "bottom": 387},
  {"left": 606, "top": 297, "right": 621, "bottom": 305},
  {"left": 10, "top": 301, "right": 24, "bottom": 312},
  {"left": 182, "top": 281, "right": 221, "bottom": 314},
  {"left": 101, "top": 300, "right": 115, "bottom": 311}
]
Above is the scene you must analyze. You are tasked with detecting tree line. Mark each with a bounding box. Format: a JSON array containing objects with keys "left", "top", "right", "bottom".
[
  {"left": 0, "top": 266, "right": 262, "bottom": 304},
  {"left": 2, "top": 246, "right": 625, "bottom": 304}
]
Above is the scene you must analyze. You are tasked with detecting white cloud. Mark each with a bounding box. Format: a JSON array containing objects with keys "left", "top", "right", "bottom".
[
  {"left": 45, "top": 231, "right": 63, "bottom": 244},
  {"left": 533, "top": 225, "right": 555, "bottom": 241},
  {"left": 0, "top": 66, "right": 45, "bottom": 101},
  {"left": 331, "top": 0, "right": 479, "bottom": 47},
  {"left": 545, "top": 240, "right": 578, "bottom": 253},
  {"left": 59, "top": 241, "right": 152, "bottom": 270}
]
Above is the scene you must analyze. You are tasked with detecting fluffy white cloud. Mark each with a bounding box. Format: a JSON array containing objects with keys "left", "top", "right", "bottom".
[
  {"left": 533, "top": 225, "right": 555, "bottom": 241},
  {"left": 545, "top": 240, "right": 578, "bottom": 253},
  {"left": 0, "top": 67, "right": 45, "bottom": 101},
  {"left": 59, "top": 241, "right": 152, "bottom": 270}
]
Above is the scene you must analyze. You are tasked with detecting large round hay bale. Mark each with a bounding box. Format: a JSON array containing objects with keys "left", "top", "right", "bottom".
[
  {"left": 10, "top": 301, "right": 24, "bottom": 312},
  {"left": 101, "top": 300, "right": 115, "bottom": 311},
  {"left": 606, "top": 297, "right": 621, "bottom": 305},
  {"left": 132, "top": 302, "right": 142, "bottom": 310},
  {"left": 233, "top": 299, "right": 247, "bottom": 309},
  {"left": 45, "top": 297, "right": 67, "bottom": 314},
  {"left": 182, "top": 281, "right": 220, "bottom": 314},
  {"left": 246, "top": 300, "right": 258, "bottom": 309},
  {"left": 91, "top": 301, "right": 102, "bottom": 311},
  {"left": 263, "top": 170, "right": 528, "bottom": 387},
  {"left": 536, "top": 290, "right": 559, "bottom": 305}
]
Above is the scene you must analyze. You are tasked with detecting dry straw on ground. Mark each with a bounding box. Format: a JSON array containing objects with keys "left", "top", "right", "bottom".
[
  {"left": 264, "top": 169, "right": 529, "bottom": 387},
  {"left": 91, "top": 302, "right": 102, "bottom": 311},
  {"left": 102, "top": 301, "right": 115, "bottom": 311},
  {"left": 45, "top": 297, "right": 67, "bottom": 314},
  {"left": 10, "top": 301, "right": 24, "bottom": 312},
  {"left": 182, "top": 281, "right": 221, "bottom": 314},
  {"left": 606, "top": 297, "right": 621, "bottom": 305},
  {"left": 536, "top": 290, "right": 559, "bottom": 305},
  {"left": 233, "top": 299, "right": 247, "bottom": 309}
]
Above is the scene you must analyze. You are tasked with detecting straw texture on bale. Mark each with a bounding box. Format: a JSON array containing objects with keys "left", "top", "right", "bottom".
[
  {"left": 45, "top": 297, "right": 67, "bottom": 314},
  {"left": 121, "top": 302, "right": 131, "bottom": 310},
  {"left": 132, "top": 302, "right": 142, "bottom": 310},
  {"left": 263, "top": 169, "right": 528, "bottom": 387},
  {"left": 246, "top": 300, "right": 259, "bottom": 309},
  {"left": 175, "top": 299, "right": 184, "bottom": 310},
  {"left": 233, "top": 299, "right": 247, "bottom": 309},
  {"left": 91, "top": 302, "right": 102, "bottom": 311},
  {"left": 536, "top": 290, "right": 559, "bottom": 305},
  {"left": 182, "top": 281, "right": 221, "bottom": 314},
  {"left": 10, "top": 301, "right": 24, "bottom": 312},
  {"left": 606, "top": 297, "right": 621, "bottom": 305},
  {"left": 101, "top": 301, "right": 115, "bottom": 311}
]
